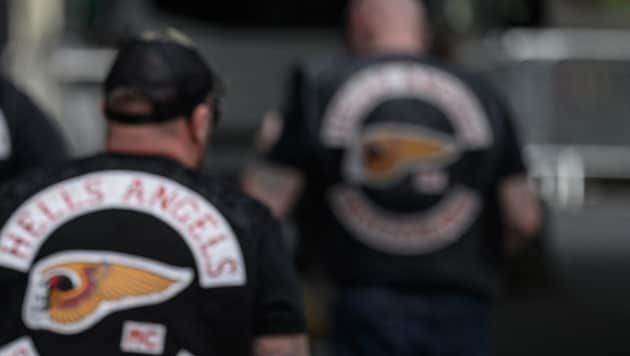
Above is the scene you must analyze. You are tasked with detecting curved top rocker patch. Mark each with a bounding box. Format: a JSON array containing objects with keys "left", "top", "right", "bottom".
[
  {"left": 321, "top": 62, "right": 493, "bottom": 149},
  {"left": 0, "top": 171, "right": 246, "bottom": 289},
  {"left": 321, "top": 62, "right": 493, "bottom": 255},
  {"left": 23, "top": 251, "right": 192, "bottom": 334}
]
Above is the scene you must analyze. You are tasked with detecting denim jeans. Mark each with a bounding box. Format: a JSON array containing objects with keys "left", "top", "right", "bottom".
[{"left": 332, "top": 287, "right": 492, "bottom": 356}]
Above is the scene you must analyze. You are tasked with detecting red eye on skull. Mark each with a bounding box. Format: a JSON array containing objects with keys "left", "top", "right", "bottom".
[
  {"left": 48, "top": 275, "right": 63, "bottom": 287},
  {"left": 48, "top": 275, "right": 74, "bottom": 291}
]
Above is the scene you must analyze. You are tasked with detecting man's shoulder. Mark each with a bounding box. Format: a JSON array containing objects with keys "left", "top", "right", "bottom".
[
  {"left": 0, "top": 154, "right": 266, "bottom": 214},
  {"left": 417, "top": 57, "right": 503, "bottom": 100},
  {"left": 0, "top": 157, "right": 73, "bottom": 207},
  {"left": 294, "top": 51, "right": 357, "bottom": 89},
  {"left": 300, "top": 52, "right": 353, "bottom": 77},
  {"left": 194, "top": 172, "right": 273, "bottom": 222},
  {"left": 198, "top": 174, "right": 274, "bottom": 235},
  {"left": 384, "top": 56, "right": 509, "bottom": 120}
]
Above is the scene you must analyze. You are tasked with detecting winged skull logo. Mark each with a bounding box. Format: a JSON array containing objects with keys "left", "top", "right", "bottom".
[
  {"left": 23, "top": 251, "right": 193, "bottom": 334},
  {"left": 344, "top": 123, "right": 459, "bottom": 188}
]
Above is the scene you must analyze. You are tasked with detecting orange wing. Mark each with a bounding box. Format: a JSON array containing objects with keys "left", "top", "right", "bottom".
[
  {"left": 363, "top": 130, "right": 455, "bottom": 182},
  {"left": 46, "top": 262, "right": 178, "bottom": 325}
]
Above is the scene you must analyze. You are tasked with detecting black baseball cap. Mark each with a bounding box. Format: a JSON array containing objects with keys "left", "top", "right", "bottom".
[{"left": 104, "top": 29, "right": 223, "bottom": 125}]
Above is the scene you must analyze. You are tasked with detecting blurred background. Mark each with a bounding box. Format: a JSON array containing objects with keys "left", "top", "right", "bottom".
[{"left": 2, "top": 0, "right": 630, "bottom": 354}]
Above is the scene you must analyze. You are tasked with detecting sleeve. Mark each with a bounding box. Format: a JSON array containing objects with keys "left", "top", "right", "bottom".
[
  {"left": 0, "top": 179, "right": 35, "bottom": 344},
  {"left": 498, "top": 116, "right": 527, "bottom": 178},
  {"left": 265, "top": 66, "right": 313, "bottom": 173},
  {"left": 491, "top": 88, "right": 528, "bottom": 179},
  {"left": 1, "top": 78, "right": 69, "bottom": 173},
  {"left": 253, "top": 208, "right": 306, "bottom": 336}
]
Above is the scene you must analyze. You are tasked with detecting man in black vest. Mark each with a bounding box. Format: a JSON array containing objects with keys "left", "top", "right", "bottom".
[
  {"left": 244, "top": 0, "right": 542, "bottom": 355},
  {"left": 0, "top": 29, "right": 307, "bottom": 356}
]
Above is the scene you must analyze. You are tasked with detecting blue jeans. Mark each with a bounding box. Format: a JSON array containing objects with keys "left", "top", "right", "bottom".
[{"left": 332, "top": 287, "right": 492, "bottom": 356}]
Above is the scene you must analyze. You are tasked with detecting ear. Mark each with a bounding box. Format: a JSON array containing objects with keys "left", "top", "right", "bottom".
[{"left": 190, "top": 103, "right": 212, "bottom": 146}]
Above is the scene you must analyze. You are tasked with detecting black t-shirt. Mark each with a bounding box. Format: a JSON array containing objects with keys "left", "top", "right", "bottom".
[
  {"left": 0, "top": 153, "right": 305, "bottom": 356},
  {"left": 0, "top": 76, "right": 68, "bottom": 183},
  {"left": 267, "top": 53, "right": 527, "bottom": 298}
]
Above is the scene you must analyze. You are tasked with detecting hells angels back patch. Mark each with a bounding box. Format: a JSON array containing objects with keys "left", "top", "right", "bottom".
[
  {"left": 0, "top": 171, "right": 248, "bottom": 335},
  {"left": 321, "top": 62, "right": 493, "bottom": 254}
]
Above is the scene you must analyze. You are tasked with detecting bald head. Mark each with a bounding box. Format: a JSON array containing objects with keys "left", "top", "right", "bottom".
[{"left": 348, "top": 0, "right": 429, "bottom": 55}]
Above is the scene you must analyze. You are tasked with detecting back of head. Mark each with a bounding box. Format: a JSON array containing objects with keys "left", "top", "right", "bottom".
[
  {"left": 104, "top": 29, "right": 224, "bottom": 168},
  {"left": 104, "top": 28, "right": 222, "bottom": 126},
  {"left": 348, "top": 0, "right": 428, "bottom": 54}
]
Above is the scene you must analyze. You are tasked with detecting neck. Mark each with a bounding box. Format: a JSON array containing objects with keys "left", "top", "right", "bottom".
[
  {"left": 107, "top": 128, "right": 200, "bottom": 169},
  {"left": 368, "top": 36, "right": 426, "bottom": 55},
  {"left": 356, "top": 33, "right": 427, "bottom": 56}
]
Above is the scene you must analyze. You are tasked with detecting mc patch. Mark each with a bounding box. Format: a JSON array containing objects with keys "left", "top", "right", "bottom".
[{"left": 120, "top": 321, "right": 166, "bottom": 355}]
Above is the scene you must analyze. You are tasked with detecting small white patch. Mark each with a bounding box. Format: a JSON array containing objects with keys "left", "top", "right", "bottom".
[
  {"left": 0, "top": 336, "right": 39, "bottom": 356},
  {"left": 0, "top": 109, "right": 11, "bottom": 160},
  {"left": 414, "top": 170, "right": 449, "bottom": 194},
  {"left": 176, "top": 350, "right": 195, "bottom": 356},
  {"left": 121, "top": 321, "right": 166, "bottom": 355}
]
